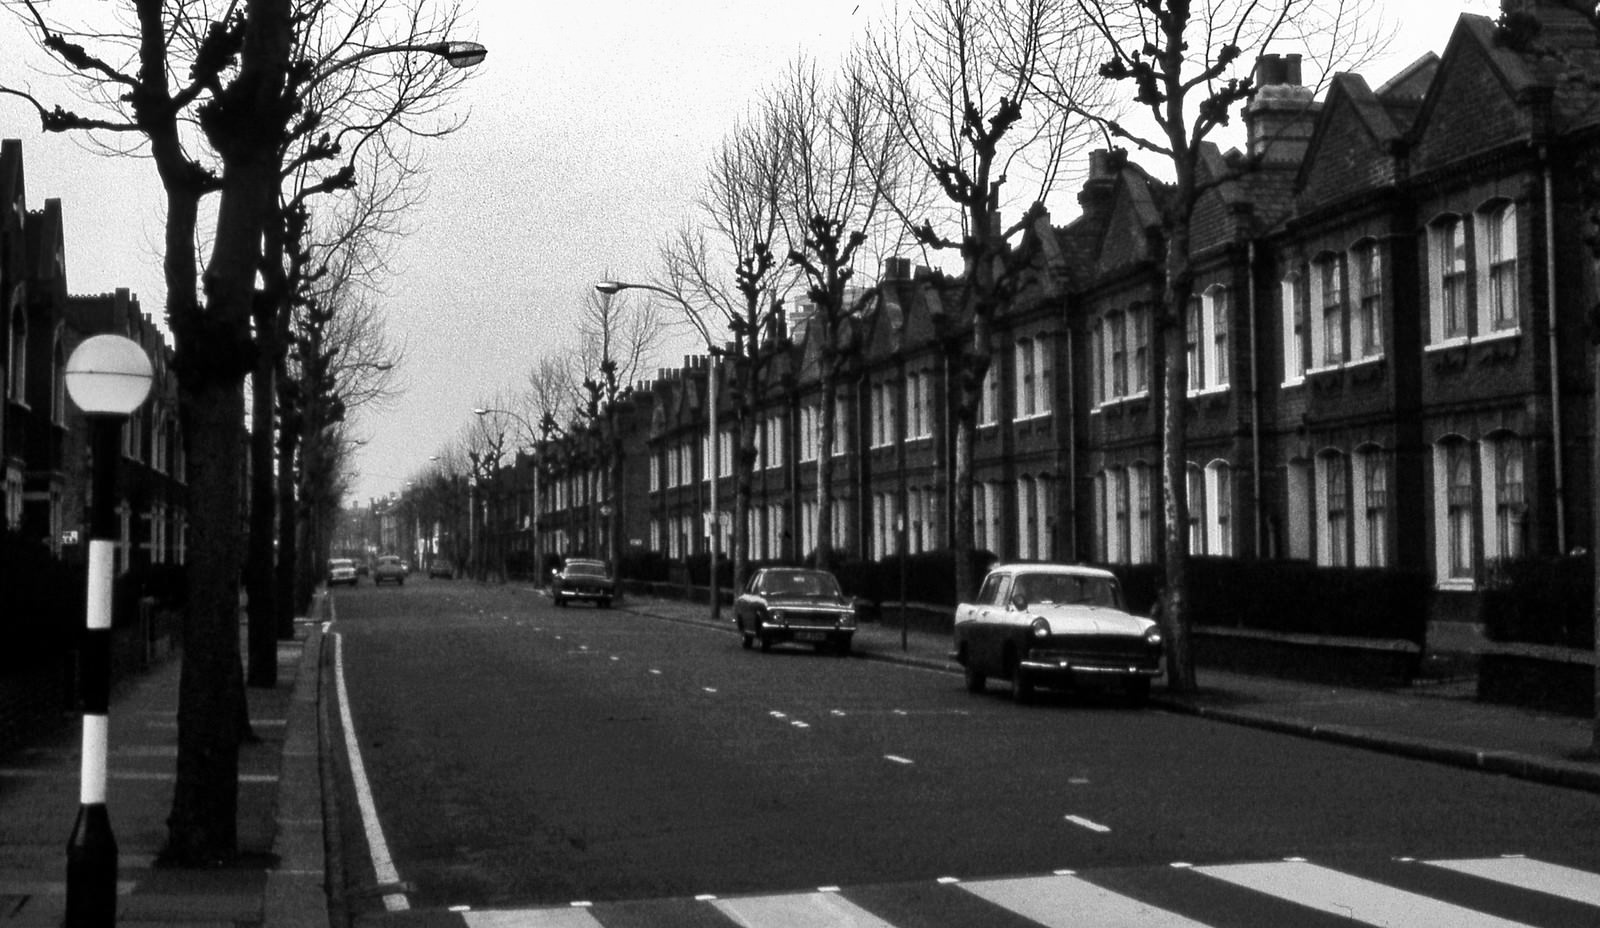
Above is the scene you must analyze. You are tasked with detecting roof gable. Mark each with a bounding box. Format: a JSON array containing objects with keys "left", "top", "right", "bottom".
[{"left": 1295, "top": 72, "right": 1404, "bottom": 209}]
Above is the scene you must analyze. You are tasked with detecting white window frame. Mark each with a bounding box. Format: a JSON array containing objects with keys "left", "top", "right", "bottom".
[
  {"left": 1428, "top": 216, "right": 1471, "bottom": 347},
  {"left": 1281, "top": 271, "right": 1308, "bottom": 385},
  {"left": 1351, "top": 240, "right": 1384, "bottom": 360},
  {"left": 1477, "top": 201, "right": 1519, "bottom": 336},
  {"left": 1433, "top": 437, "right": 1478, "bottom": 589}
]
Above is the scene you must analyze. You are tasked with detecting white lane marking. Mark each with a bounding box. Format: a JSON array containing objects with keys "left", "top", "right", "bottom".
[
  {"left": 770, "top": 711, "right": 787, "bottom": 719},
  {"left": 884, "top": 754, "right": 914, "bottom": 765},
  {"left": 463, "top": 907, "right": 604, "bottom": 927},
  {"left": 936, "top": 876, "right": 960, "bottom": 884},
  {"left": 1069, "top": 777, "right": 1090, "bottom": 785},
  {"left": 713, "top": 891, "right": 895, "bottom": 927},
  {"left": 1196, "top": 860, "right": 1537, "bottom": 928},
  {"left": 792, "top": 721, "right": 810, "bottom": 729},
  {"left": 333, "top": 633, "right": 409, "bottom": 913},
  {"left": 1428, "top": 856, "right": 1600, "bottom": 907},
  {"left": 962, "top": 873, "right": 1211, "bottom": 927},
  {"left": 1064, "top": 815, "right": 1111, "bottom": 833},
  {"left": 830, "top": 710, "right": 846, "bottom": 717},
  {"left": 703, "top": 687, "right": 718, "bottom": 694},
  {"left": 649, "top": 669, "right": 662, "bottom": 675}
]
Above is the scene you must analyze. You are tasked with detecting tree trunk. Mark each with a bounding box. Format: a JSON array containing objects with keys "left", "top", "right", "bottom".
[
  {"left": 275, "top": 414, "right": 300, "bottom": 633},
  {"left": 815, "top": 362, "right": 837, "bottom": 569},
  {"left": 166, "top": 373, "right": 247, "bottom": 863},
  {"left": 1160, "top": 216, "right": 1198, "bottom": 694},
  {"left": 245, "top": 346, "right": 277, "bottom": 687}
]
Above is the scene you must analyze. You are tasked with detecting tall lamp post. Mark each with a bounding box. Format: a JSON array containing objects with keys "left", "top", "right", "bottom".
[
  {"left": 63, "top": 334, "right": 153, "bottom": 928},
  {"left": 595, "top": 280, "right": 723, "bottom": 621}
]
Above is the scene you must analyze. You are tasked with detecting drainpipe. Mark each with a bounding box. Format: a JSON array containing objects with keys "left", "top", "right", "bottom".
[
  {"left": 1248, "top": 241, "right": 1264, "bottom": 557},
  {"left": 1543, "top": 148, "right": 1567, "bottom": 552}
]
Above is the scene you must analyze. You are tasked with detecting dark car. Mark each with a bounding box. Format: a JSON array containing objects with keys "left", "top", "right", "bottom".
[
  {"left": 428, "top": 559, "right": 452, "bottom": 579},
  {"left": 373, "top": 555, "right": 407, "bottom": 586},
  {"left": 953, "top": 563, "right": 1162, "bottom": 704},
  {"left": 734, "top": 567, "right": 857, "bottom": 655},
  {"left": 551, "top": 558, "right": 615, "bottom": 607}
]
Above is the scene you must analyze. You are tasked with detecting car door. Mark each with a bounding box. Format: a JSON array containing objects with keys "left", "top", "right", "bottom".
[{"left": 960, "top": 572, "right": 1010, "bottom": 675}]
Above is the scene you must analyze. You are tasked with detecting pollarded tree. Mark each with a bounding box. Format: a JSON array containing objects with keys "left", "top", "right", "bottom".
[
  {"left": 774, "top": 51, "right": 918, "bottom": 569},
  {"left": 661, "top": 106, "right": 797, "bottom": 606},
  {"left": 865, "top": 0, "right": 1105, "bottom": 604},
  {"left": 1044, "top": 0, "right": 1387, "bottom": 692}
]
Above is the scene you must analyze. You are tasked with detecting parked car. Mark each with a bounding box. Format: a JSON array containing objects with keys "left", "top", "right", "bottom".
[
  {"left": 550, "top": 558, "right": 615, "bottom": 607},
  {"left": 734, "top": 567, "right": 857, "bottom": 655},
  {"left": 953, "top": 563, "right": 1162, "bottom": 704},
  {"left": 327, "top": 558, "right": 358, "bottom": 587},
  {"left": 355, "top": 561, "right": 370, "bottom": 578},
  {"left": 373, "top": 555, "right": 407, "bottom": 586},
  {"left": 428, "top": 559, "right": 453, "bottom": 579}
]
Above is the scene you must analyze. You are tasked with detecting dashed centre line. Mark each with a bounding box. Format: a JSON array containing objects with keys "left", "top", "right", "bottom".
[
  {"left": 1064, "top": 814, "right": 1112, "bottom": 833},
  {"left": 884, "top": 754, "right": 914, "bottom": 765}
]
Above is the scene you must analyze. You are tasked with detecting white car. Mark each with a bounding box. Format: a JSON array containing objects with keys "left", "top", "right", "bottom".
[
  {"left": 327, "top": 558, "right": 358, "bottom": 587},
  {"left": 953, "top": 563, "right": 1162, "bottom": 704}
]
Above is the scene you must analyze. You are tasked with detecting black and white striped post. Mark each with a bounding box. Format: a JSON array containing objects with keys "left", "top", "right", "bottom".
[{"left": 63, "top": 334, "right": 153, "bottom": 928}]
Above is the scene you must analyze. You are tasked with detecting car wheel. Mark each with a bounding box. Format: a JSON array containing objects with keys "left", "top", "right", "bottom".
[
  {"left": 555, "top": 597, "right": 567, "bottom": 607},
  {"left": 834, "top": 635, "right": 852, "bottom": 657},
  {"left": 600, "top": 598, "right": 611, "bottom": 608},
  {"left": 963, "top": 663, "right": 987, "bottom": 694},
  {"left": 1125, "top": 677, "right": 1151, "bottom": 707},
  {"left": 759, "top": 635, "right": 772, "bottom": 653},
  {"left": 741, "top": 634, "right": 754, "bottom": 650}
]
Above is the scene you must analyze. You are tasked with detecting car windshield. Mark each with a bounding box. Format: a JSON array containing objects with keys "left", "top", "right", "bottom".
[
  {"left": 566, "top": 563, "right": 608, "bottom": 577},
  {"left": 760, "top": 571, "right": 841, "bottom": 598},
  {"left": 378, "top": 558, "right": 399, "bottom": 566},
  {"left": 1012, "top": 573, "right": 1118, "bottom": 608}
]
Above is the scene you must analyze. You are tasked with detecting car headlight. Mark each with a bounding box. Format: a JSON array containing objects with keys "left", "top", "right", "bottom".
[
  {"left": 1030, "top": 617, "right": 1051, "bottom": 638},
  {"left": 1144, "top": 626, "right": 1164, "bottom": 648},
  {"left": 769, "top": 609, "right": 785, "bottom": 624}
]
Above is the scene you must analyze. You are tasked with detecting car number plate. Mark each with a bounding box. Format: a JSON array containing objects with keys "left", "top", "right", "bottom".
[{"left": 796, "top": 631, "right": 826, "bottom": 642}]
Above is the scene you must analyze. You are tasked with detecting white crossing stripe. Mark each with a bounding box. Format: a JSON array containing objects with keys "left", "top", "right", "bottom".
[
  {"left": 1428, "top": 856, "right": 1600, "bottom": 907},
  {"left": 712, "top": 891, "right": 895, "bottom": 927},
  {"left": 1196, "top": 860, "right": 1538, "bottom": 927},
  {"left": 463, "top": 907, "right": 604, "bottom": 927},
  {"left": 961, "top": 874, "right": 1213, "bottom": 927}
]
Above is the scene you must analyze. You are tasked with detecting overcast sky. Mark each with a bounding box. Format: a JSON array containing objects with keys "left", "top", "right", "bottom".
[{"left": 3, "top": 0, "right": 1498, "bottom": 507}]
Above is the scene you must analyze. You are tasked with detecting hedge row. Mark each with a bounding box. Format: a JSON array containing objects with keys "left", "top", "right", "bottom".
[{"left": 1481, "top": 555, "right": 1593, "bottom": 649}]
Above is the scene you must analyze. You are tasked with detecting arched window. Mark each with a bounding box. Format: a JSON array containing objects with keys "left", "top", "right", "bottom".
[
  {"left": 1352, "top": 445, "right": 1389, "bottom": 567},
  {"left": 1428, "top": 215, "right": 1470, "bottom": 344},
  {"left": 1186, "top": 463, "right": 1206, "bottom": 554},
  {"left": 1351, "top": 239, "right": 1384, "bottom": 359},
  {"left": 1205, "top": 460, "right": 1233, "bottom": 557},
  {"left": 1482, "top": 431, "right": 1525, "bottom": 563},
  {"left": 1433, "top": 436, "right": 1477, "bottom": 585},
  {"left": 1477, "top": 201, "right": 1519, "bottom": 334},
  {"left": 1316, "top": 450, "right": 1350, "bottom": 567},
  {"left": 1311, "top": 252, "right": 1347, "bottom": 367},
  {"left": 1281, "top": 270, "right": 1308, "bottom": 384}
]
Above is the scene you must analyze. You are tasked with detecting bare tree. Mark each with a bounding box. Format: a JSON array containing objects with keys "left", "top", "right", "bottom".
[
  {"left": 577, "top": 285, "right": 665, "bottom": 570},
  {"left": 1045, "top": 0, "right": 1387, "bottom": 692},
  {"left": 865, "top": 0, "right": 1104, "bottom": 604},
  {"left": 660, "top": 104, "right": 798, "bottom": 605},
  {"left": 247, "top": 0, "right": 474, "bottom": 686},
  {"left": 774, "top": 51, "right": 916, "bottom": 569}
]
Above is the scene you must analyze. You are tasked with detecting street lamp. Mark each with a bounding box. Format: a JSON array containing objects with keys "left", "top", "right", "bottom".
[
  {"left": 63, "top": 334, "right": 153, "bottom": 928},
  {"left": 595, "top": 280, "right": 723, "bottom": 621}
]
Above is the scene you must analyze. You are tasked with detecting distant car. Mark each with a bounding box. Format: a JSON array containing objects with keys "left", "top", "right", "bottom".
[
  {"left": 734, "top": 567, "right": 857, "bottom": 655},
  {"left": 428, "top": 559, "right": 453, "bottom": 579},
  {"left": 954, "top": 563, "right": 1162, "bottom": 704},
  {"left": 550, "top": 558, "right": 615, "bottom": 607},
  {"left": 327, "top": 558, "right": 358, "bottom": 587},
  {"left": 355, "top": 561, "right": 371, "bottom": 578},
  {"left": 373, "top": 555, "right": 407, "bottom": 586}
]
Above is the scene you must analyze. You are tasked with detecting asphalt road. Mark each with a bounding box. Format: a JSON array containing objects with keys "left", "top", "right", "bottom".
[{"left": 323, "top": 578, "right": 1600, "bottom": 921}]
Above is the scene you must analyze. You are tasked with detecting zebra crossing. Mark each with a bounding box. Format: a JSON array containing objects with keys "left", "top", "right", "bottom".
[{"left": 444, "top": 855, "right": 1600, "bottom": 928}]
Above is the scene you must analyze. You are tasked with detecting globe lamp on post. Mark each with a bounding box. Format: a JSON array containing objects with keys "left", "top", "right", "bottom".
[{"left": 62, "top": 335, "right": 153, "bottom": 928}]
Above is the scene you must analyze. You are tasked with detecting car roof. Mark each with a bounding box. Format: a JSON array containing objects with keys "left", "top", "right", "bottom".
[
  {"left": 330, "top": 558, "right": 353, "bottom": 564},
  {"left": 565, "top": 558, "right": 606, "bottom": 567},
  {"left": 987, "top": 563, "right": 1117, "bottom": 580}
]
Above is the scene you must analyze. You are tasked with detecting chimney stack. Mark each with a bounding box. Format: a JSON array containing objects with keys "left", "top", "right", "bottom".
[{"left": 1245, "top": 54, "right": 1316, "bottom": 164}]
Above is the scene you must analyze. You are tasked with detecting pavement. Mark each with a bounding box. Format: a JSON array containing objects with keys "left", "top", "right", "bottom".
[{"left": 0, "top": 585, "right": 1596, "bottom": 927}]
